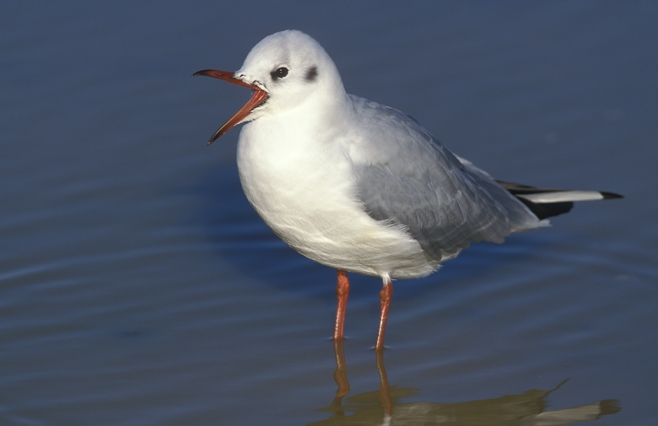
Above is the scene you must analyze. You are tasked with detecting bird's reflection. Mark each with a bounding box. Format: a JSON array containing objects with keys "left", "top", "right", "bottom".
[{"left": 310, "top": 341, "right": 620, "bottom": 425}]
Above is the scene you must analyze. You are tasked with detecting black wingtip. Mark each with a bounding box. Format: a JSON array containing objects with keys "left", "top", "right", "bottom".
[
  {"left": 517, "top": 199, "right": 574, "bottom": 220},
  {"left": 599, "top": 399, "right": 622, "bottom": 415},
  {"left": 601, "top": 191, "right": 623, "bottom": 199}
]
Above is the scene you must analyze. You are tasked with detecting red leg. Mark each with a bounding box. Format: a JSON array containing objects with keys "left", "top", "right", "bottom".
[
  {"left": 334, "top": 270, "right": 350, "bottom": 341},
  {"left": 375, "top": 277, "right": 393, "bottom": 351}
]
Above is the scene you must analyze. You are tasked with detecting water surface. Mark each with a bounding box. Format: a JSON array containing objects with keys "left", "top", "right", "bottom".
[{"left": 1, "top": 2, "right": 657, "bottom": 425}]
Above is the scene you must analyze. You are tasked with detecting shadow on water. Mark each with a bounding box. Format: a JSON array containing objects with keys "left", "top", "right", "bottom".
[
  {"left": 192, "top": 164, "right": 555, "bottom": 302},
  {"left": 309, "top": 342, "right": 620, "bottom": 426}
]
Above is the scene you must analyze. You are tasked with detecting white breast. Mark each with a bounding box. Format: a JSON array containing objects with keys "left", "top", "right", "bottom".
[{"left": 235, "top": 112, "right": 440, "bottom": 279}]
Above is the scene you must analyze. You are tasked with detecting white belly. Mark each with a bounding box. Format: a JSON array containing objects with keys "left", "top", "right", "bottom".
[{"left": 235, "top": 118, "right": 439, "bottom": 279}]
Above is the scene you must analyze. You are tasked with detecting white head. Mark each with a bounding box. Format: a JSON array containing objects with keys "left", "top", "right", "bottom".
[{"left": 194, "top": 30, "right": 345, "bottom": 144}]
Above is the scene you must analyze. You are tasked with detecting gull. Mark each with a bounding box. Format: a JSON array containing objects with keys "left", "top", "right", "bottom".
[{"left": 193, "top": 30, "right": 621, "bottom": 350}]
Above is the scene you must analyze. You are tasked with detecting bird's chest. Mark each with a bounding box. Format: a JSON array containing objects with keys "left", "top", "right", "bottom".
[
  {"left": 235, "top": 121, "right": 358, "bottom": 242},
  {"left": 231, "top": 115, "right": 434, "bottom": 278}
]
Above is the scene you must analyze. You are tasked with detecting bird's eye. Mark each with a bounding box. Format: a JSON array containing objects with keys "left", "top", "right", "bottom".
[{"left": 271, "top": 67, "right": 289, "bottom": 80}]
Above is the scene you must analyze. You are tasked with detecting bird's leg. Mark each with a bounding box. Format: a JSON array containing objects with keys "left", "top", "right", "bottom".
[
  {"left": 375, "top": 277, "right": 393, "bottom": 351},
  {"left": 334, "top": 270, "right": 350, "bottom": 341},
  {"left": 332, "top": 339, "right": 350, "bottom": 403}
]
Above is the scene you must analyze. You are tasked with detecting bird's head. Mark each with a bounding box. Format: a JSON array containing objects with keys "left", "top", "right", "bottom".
[{"left": 194, "top": 30, "right": 344, "bottom": 145}]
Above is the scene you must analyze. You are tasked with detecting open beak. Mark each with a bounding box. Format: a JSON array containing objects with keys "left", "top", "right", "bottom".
[{"left": 193, "top": 69, "right": 268, "bottom": 146}]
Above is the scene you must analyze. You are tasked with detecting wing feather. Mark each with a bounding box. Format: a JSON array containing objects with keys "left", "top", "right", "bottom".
[{"left": 347, "top": 96, "right": 541, "bottom": 262}]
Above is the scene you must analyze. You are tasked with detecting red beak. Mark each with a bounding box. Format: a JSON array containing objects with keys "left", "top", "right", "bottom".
[{"left": 193, "top": 69, "right": 268, "bottom": 146}]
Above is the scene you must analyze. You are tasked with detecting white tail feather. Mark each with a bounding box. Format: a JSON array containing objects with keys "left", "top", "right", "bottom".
[{"left": 518, "top": 191, "right": 605, "bottom": 203}]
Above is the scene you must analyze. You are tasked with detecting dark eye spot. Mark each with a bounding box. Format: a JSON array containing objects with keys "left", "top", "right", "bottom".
[
  {"left": 270, "top": 67, "right": 289, "bottom": 80},
  {"left": 305, "top": 66, "right": 318, "bottom": 82}
]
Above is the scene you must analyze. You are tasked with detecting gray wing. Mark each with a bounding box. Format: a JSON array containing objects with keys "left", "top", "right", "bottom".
[{"left": 347, "top": 96, "right": 541, "bottom": 262}]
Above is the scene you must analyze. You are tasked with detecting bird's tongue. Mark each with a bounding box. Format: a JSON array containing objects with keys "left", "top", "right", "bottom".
[{"left": 193, "top": 69, "right": 268, "bottom": 145}]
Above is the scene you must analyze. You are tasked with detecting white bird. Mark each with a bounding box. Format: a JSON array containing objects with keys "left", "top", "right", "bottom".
[{"left": 194, "top": 30, "right": 621, "bottom": 350}]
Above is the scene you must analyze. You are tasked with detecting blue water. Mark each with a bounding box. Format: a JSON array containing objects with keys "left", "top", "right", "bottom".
[{"left": 2, "top": 2, "right": 657, "bottom": 425}]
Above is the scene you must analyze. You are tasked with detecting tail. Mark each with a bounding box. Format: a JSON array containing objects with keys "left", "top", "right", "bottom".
[{"left": 496, "top": 180, "right": 623, "bottom": 220}]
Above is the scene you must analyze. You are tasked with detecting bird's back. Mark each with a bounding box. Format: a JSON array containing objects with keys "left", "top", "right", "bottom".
[{"left": 346, "top": 95, "right": 544, "bottom": 262}]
